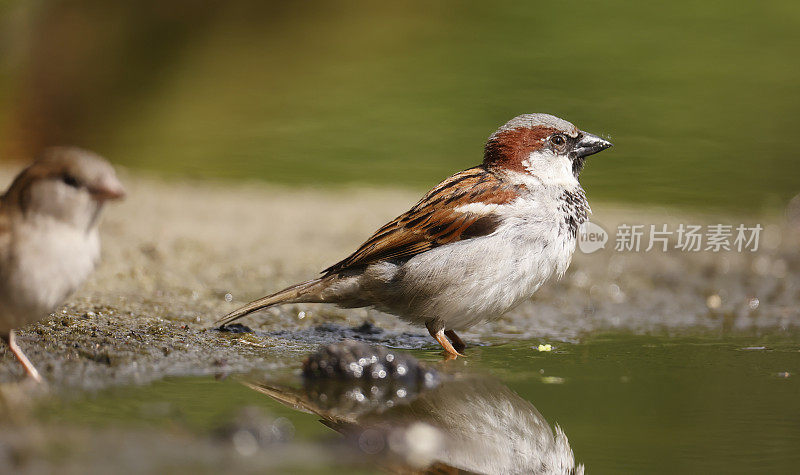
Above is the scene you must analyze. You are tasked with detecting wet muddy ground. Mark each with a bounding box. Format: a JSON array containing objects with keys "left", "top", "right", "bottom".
[{"left": 0, "top": 167, "right": 798, "bottom": 473}]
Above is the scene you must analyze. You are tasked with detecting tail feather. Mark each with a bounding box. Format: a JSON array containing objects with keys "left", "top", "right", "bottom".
[{"left": 214, "top": 278, "right": 325, "bottom": 328}]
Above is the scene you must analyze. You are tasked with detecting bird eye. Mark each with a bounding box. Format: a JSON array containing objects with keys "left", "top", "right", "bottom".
[
  {"left": 61, "top": 174, "right": 81, "bottom": 188},
  {"left": 550, "top": 134, "right": 566, "bottom": 147}
]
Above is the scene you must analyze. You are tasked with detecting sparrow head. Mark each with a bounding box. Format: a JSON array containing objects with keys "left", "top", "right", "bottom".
[
  {"left": 2, "top": 147, "right": 125, "bottom": 229},
  {"left": 483, "top": 113, "right": 612, "bottom": 185}
]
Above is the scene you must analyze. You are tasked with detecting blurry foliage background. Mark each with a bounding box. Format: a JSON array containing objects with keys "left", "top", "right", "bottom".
[{"left": 0, "top": 0, "right": 798, "bottom": 211}]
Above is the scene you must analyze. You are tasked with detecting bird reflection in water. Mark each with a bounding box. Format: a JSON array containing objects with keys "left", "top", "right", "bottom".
[{"left": 244, "top": 341, "right": 583, "bottom": 474}]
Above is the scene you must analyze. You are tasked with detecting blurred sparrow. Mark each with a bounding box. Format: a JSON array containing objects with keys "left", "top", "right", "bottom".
[
  {"left": 0, "top": 147, "right": 124, "bottom": 381},
  {"left": 217, "top": 114, "right": 611, "bottom": 357}
]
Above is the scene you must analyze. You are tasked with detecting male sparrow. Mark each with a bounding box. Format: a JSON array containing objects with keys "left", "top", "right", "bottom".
[
  {"left": 0, "top": 147, "right": 125, "bottom": 381},
  {"left": 216, "top": 114, "right": 612, "bottom": 357}
]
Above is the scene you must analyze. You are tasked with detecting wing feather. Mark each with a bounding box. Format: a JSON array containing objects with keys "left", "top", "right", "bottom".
[{"left": 322, "top": 166, "right": 523, "bottom": 275}]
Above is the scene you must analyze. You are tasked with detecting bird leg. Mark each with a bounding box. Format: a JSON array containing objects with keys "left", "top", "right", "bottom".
[
  {"left": 426, "top": 321, "right": 465, "bottom": 358},
  {"left": 444, "top": 330, "right": 466, "bottom": 353},
  {"left": 3, "top": 330, "right": 42, "bottom": 383}
]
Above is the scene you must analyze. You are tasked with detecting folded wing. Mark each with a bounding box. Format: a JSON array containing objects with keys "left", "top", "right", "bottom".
[{"left": 322, "top": 166, "right": 524, "bottom": 275}]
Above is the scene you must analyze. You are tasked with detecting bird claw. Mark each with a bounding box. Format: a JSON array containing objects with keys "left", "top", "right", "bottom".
[{"left": 427, "top": 324, "right": 466, "bottom": 359}]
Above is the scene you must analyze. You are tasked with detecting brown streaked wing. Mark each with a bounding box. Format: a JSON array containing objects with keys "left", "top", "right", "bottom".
[{"left": 321, "top": 166, "right": 522, "bottom": 275}]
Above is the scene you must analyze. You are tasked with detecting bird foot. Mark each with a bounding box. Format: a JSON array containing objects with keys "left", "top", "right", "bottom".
[
  {"left": 6, "top": 330, "right": 43, "bottom": 383},
  {"left": 426, "top": 323, "right": 466, "bottom": 358},
  {"left": 444, "top": 330, "right": 466, "bottom": 353}
]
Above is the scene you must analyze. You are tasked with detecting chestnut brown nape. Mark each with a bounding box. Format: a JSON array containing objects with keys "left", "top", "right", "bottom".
[{"left": 483, "top": 126, "right": 558, "bottom": 172}]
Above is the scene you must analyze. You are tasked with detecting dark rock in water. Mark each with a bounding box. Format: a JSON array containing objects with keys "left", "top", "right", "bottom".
[
  {"left": 301, "top": 341, "right": 440, "bottom": 415},
  {"left": 303, "top": 340, "right": 436, "bottom": 384},
  {"left": 217, "top": 323, "right": 253, "bottom": 333}
]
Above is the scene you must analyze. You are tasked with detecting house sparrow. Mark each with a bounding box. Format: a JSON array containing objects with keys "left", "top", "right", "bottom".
[
  {"left": 0, "top": 147, "right": 124, "bottom": 382},
  {"left": 216, "top": 113, "right": 612, "bottom": 357}
]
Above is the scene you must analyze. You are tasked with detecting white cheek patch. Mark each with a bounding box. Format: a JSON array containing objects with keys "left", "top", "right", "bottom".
[{"left": 522, "top": 150, "right": 577, "bottom": 186}]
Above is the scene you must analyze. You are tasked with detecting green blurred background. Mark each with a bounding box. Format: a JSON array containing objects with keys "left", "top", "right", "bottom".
[{"left": 0, "top": 0, "right": 798, "bottom": 211}]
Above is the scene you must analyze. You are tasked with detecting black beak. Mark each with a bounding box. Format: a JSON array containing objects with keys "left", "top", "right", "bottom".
[{"left": 573, "top": 132, "right": 613, "bottom": 159}]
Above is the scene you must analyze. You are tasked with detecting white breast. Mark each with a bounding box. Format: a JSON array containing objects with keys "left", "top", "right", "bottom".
[
  {"left": 0, "top": 217, "right": 100, "bottom": 331},
  {"left": 366, "top": 189, "right": 578, "bottom": 331}
]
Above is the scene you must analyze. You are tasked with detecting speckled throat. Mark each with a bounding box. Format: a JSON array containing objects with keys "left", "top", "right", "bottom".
[{"left": 559, "top": 187, "right": 590, "bottom": 239}]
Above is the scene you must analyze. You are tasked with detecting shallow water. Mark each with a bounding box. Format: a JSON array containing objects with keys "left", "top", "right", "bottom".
[{"left": 36, "top": 334, "right": 800, "bottom": 473}]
